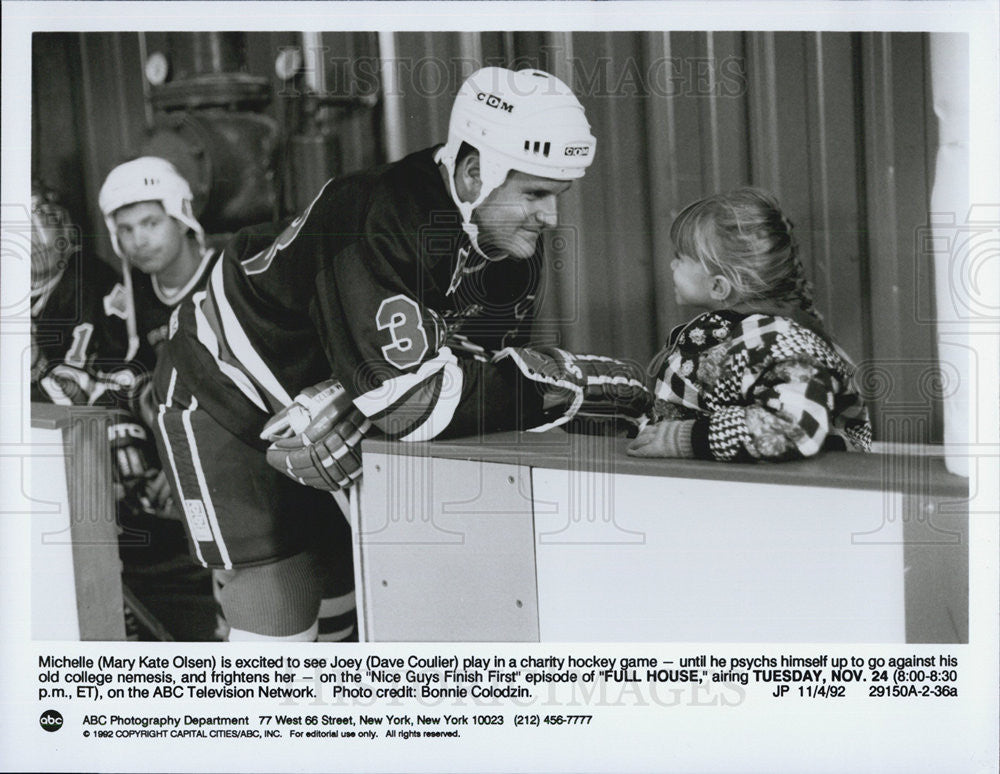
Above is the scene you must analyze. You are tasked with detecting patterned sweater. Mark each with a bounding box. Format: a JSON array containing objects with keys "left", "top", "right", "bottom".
[{"left": 645, "top": 310, "right": 871, "bottom": 461}]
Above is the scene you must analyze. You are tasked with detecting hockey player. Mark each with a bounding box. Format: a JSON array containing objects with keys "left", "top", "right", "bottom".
[
  {"left": 31, "top": 181, "right": 169, "bottom": 519},
  {"left": 102, "top": 160, "right": 356, "bottom": 643},
  {"left": 96, "top": 157, "right": 230, "bottom": 637},
  {"left": 95, "top": 158, "right": 227, "bottom": 525},
  {"left": 36, "top": 157, "right": 214, "bottom": 525},
  {"left": 98, "top": 157, "right": 218, "bottom": 370},
  {"left": 31, "top": 182, "right": 136, "bottom": 405},
  {"left": 30, "top": 179, "right": 211, "bottom": 639},
  {"left": 152, "top": 67, "right": 650, "bottom": 642}
]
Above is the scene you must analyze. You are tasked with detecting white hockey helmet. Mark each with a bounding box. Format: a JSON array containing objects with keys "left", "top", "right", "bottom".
[
  {"left": 436, "top": 67, "right": 596, "bottom": 241},
  {"left": 98, "top": 156, "right": 204, "bottom": 259}
]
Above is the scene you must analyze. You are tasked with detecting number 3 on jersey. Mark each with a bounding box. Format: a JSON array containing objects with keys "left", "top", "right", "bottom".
[{"left": 376, "top": 295, "right": 428, "bottom": 370}]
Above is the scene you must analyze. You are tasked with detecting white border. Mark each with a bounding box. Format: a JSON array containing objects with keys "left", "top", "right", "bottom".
[{"left": 3, "top": 3, "right": 998, "bottom": 773}]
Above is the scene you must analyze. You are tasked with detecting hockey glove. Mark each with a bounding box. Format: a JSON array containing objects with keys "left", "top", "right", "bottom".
[
  {"left": 107, "top": 411, "right": 173, "bottom": 517},
  {"left": 38, "top": 363, "right": 96, "bottom": 406},
  {"left": 493, "top": 346, "right": 652, "bottom": 431},
  {"left": 446, "top": 332, "right": 490, "bottom": 362},
  {"left": 261, "top": 379, "right": 371, "bottom": 492}
]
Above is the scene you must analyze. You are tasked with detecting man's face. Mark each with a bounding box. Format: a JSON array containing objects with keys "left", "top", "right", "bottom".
[
  {"left": 113, "top": 201, "right": 187, "bottom": 275},
  {"left": 472, "top": 171, "right": 572, "bottom": 260}
]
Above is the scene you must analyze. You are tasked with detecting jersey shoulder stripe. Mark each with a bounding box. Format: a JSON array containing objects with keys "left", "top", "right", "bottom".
[
  {"left": 242, "top": 180, "right": 333, "bottom": 276},
  {"left": 208, "top": 258, "right": 293, "bottom": 409},
  {"left": 191, "top": 288, "right": 268, "bottom": 412}
]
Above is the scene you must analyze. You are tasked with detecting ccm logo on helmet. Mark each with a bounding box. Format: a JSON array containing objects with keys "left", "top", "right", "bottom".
[
  {"left": 564, "top": 145, "right": 591, "bottom": 157},
  {"left": 476, "top": 92, "right": 514, "bottom": 113}
]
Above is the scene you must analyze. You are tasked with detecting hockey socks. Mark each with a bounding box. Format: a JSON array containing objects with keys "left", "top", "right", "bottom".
[
  {"left": 317, "top": 590, "right": 357, "bottom": 642},
  {"left": 217, "top": 552, "right": 321, "bottom": 641}
]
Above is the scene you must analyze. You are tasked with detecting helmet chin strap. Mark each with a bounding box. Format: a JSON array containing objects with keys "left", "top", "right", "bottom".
[{"left": 435, "top": 146, "right": 507, "bottom": 264}]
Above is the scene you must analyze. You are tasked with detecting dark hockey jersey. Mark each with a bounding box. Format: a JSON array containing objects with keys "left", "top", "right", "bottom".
[
  {"left": 129, "top": 247, "right": 218, "bottom": 356},
  {"left": 31, "top": 251, "right": 152, "bottom": 407},
  {"left": 32, "top": 247, "right": 218, "bottom": 410},
  {"left": 164, "top": 146, "right": 547, "bottom": 446}
]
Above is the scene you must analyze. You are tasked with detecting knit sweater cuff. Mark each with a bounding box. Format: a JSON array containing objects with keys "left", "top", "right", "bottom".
[
  {"left": 626, "top": 419, "right": 698, "bottom": 458},
  {"left": 670, "top": 419, "right": 696, "bottom": 458}
]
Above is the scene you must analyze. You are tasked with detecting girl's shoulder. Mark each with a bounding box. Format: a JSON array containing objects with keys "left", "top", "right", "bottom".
[
  {"left": 667, "top": 309, "right": 800, "bottom": 351},
  {"left": 732, "top": 311, "right": 801, "bottom": 337},
  {"left": 663, "top": 309, "right": 842, "bottom": 362},
  {"left": 715, "top": 309, "right": 824, "bottom": 339},
  {"left": 667, "top": 309, "right": 743, "bottom": 349},
  {"left": 728, "top": 311, "right": 855, "bottom": 371}
]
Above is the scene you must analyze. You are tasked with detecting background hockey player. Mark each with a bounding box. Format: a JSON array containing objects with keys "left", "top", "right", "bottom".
[
  {"left": 31, "top": 179, "right": 171, "bottom": 522},
  {"left": 30, "top": 177, "right": 213, "bottom": 639},
  {"left": 98, "top": 157, "right": 219, "bottom": 373},
  {"left": 151, "top": 66, "right": 650, "bottom": 642},
  {"left": 98, "top": 156, "right": 245, "bottom": 640}
]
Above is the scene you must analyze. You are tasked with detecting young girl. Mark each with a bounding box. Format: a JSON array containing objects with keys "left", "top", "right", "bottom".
[{"left": 628, "top": 187, "right": 871, "bottom": 462}]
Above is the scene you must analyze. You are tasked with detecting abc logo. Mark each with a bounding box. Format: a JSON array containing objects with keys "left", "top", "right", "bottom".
[{"left": 40, "top": 710, "right": 64, "bottom": 732}]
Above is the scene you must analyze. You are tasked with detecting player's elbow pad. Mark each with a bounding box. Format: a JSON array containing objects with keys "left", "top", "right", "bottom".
[{"left": 353, "top": 349, "right": 464, "bottom": 442}]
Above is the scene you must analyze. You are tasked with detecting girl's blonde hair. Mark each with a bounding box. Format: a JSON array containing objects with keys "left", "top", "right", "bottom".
[{"left": 670, "top": 187, "right": 820, "bottom": 321}]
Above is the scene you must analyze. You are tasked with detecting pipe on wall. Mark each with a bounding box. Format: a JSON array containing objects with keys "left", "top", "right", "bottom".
[
  {"left": 928, "top": 33, "right": 971, "bottom": 477},
  {"left": 378, "top": 31, "right": 407, "bottom": 163},
  {"left": 301, "top": 31, "right": 326, "bottom": 94}
]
